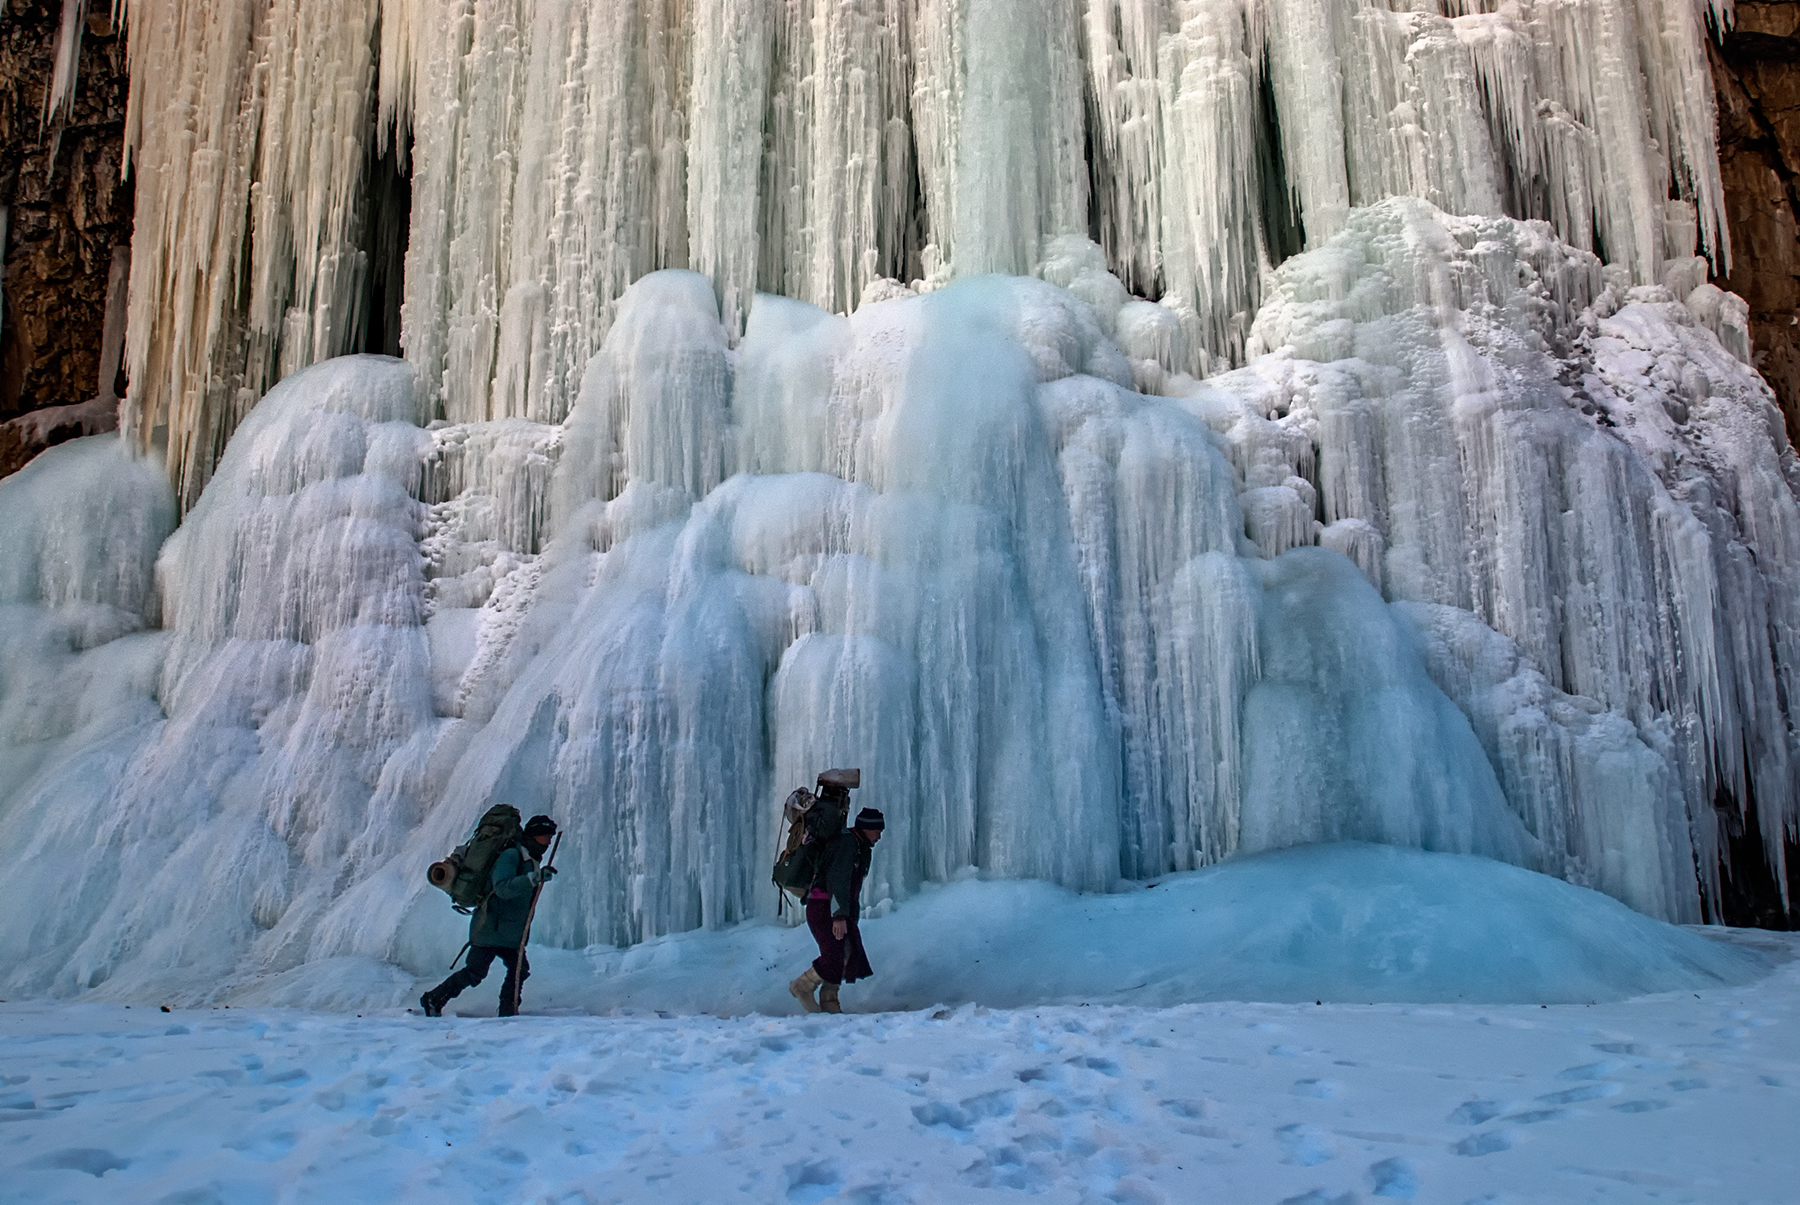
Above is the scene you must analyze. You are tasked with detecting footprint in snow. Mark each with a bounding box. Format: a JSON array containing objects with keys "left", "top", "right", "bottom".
[
  {"left": 783, "top": 1159, "right": 841, "bottom": 1205},
  {"left": 28, "top": 1149, "right": 130, "bottom": 1177},
  {"left": 1291, "top": 1079, "right": 1339, "bottom": 1099},
  {"left": 224, "top": 1130, "right": 299, "bottom": 1162},
  {"left": 1275, "top": 1123, "right": 1334, "bottom": 1166},
  {"left": 1454, "top": 1128, "right": 1514, "bottom": 1157},
  {"left": 1536, "top": 1082, "right": 1620, "bottom": 1105},
  {"left": 1500, "top": 1107, "right": 1567, "bottom": 1125},
  {"left": 1446, "top": 1099, "right": 1505, "bottom": 1125},
  {"left": 1557, "top": 1061, "right": 1622, "bottom": 1081},
  {"left": 911, "top": 1090, "right": 1017, "bottom": 1134},
  {"left": 1369, "top": 1156, "right": 1419, "bottom": 1199}
]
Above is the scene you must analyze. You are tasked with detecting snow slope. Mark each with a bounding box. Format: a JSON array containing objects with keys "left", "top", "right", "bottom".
[
  {"left": 194, "top": 845, "right": 1769, "bottom": 1015},
  {"left": 3, "top": 930, "right": 1794, "bottom": 1204}
]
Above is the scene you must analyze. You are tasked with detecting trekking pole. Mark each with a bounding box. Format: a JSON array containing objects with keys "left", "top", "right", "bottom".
[{"left": 509, "top": 832, "right": 561, "bottom": 1015}]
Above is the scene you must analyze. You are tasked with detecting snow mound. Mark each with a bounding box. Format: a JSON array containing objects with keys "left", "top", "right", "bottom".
[{"left": 250, "top": 843, "right": 1765, "bottom": 1015}]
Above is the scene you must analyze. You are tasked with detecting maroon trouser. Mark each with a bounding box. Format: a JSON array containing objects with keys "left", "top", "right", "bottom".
[{"left": 806, "top": 895, "right": 873, "bottom": 985}]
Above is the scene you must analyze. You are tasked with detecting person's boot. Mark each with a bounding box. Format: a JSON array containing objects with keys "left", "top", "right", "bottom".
[
  {"left": 419, "top": 981, "right": 454, "bottom": 1017},
  {"left": 819, "top": 981, "right": 841, "bottom": 1014},
  {"left": 789, "top": 967, "right": 823, "bottom": 1014}
]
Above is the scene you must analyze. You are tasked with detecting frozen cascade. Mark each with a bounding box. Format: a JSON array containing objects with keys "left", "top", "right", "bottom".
[
  {"left": 1, "top": 1, "right": 1795, "bottom": 1000},
  {"left": 6, "top": 185, "right": 1797, "bottom": 999},
  {"left": 121, "top": 0, "right": 1732, "bottom": 500}
]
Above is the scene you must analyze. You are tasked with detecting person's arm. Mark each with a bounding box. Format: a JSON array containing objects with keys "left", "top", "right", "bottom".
[
  {"left": 489, "top": 847, "right": 537, "bottom": 901},
  {"left": 827, "top": 836, "right": 860, "bottom": 937}
]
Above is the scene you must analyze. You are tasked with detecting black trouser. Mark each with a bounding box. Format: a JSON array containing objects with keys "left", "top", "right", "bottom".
[{"left": 429, "top": 945, "right": 531, "bottom": 1014}]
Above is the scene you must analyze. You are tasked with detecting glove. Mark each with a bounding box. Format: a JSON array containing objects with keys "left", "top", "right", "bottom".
[{"left": 533, "top": 865, "right": 559, "bottom": 886}]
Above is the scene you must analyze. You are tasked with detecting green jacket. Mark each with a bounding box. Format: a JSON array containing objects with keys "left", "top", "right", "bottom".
[{"left": 470, "top": 844, "right": 543, "bottom": 949}]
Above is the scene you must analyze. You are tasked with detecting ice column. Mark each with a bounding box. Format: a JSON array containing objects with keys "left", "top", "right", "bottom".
[{"left": 120, "top": 0, "right": 379, "bottom": 508}]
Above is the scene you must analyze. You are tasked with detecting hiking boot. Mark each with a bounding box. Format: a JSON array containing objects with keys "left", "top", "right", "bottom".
[
  {"left": 819, "top": 982, "right": 841, "bottom": 1014},
  {"left": 419, "top": 991, "right": 444, "bottom": 1018},
  {"left": 789, "top": 967, "right": 823, "bottom": 1014}
]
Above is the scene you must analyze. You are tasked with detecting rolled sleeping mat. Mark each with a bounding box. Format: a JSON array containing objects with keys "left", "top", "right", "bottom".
[
  {"left": 427, "top": 860, "right": 457, "bottom": 891},
  {"left": 783, "top": 788, "right": 816, "bottom": 822},
  {"left": 817, "top": 767, "right": 860, "bottom": 789}
]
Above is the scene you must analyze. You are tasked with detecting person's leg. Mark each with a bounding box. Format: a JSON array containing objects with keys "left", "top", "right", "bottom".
[
  {"left": 421, "top": 946, "right": 497, "bottom": 1015},
  {"left": 806, "top": 898, "right": 846, "bottom": 984},
  {"left": 789, "top": 897, "right": 836, "bottom": 1013},
  {"left": 496, "top": 947, "right": 530, "bottom": 1016},
  {"left": 819, "top": 919, "right": 871, "bottom": 1013}
]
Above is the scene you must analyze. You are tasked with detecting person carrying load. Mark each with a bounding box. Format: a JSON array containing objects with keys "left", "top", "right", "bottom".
[
  {"left": 776, "top": 768, "right": 883, "bottom": 1014},
  {"left": 420, "top": 809, "right": 560, "bottom": 1017}
]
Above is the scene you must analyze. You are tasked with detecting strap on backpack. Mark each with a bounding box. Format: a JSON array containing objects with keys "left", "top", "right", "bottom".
[{"left": 448, "top": 892, "right": 494, "bottom": 968}]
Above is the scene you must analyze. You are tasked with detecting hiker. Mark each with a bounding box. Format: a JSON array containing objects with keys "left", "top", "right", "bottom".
[
  {"left": 790, "top": 804, "right": 884, "bottom": 1014},
  {"left": 420, "top": 813, "right": 559, "bottom": 1017}
]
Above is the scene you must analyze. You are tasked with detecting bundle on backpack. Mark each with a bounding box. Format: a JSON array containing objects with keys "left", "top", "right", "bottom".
[
  {"left": 771, "top": 773, "right": 856, "bottom": 900},
  {"left": 427, "top": 804, "right": 523, "bottom": 910}
]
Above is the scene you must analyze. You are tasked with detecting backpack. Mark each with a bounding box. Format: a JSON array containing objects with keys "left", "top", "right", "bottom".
[
  {"left": 771, "top": 787, "right": 850, "bottom": 899},
  {"left": 427, "top": 804, "right": 523, "bottom": 911}
]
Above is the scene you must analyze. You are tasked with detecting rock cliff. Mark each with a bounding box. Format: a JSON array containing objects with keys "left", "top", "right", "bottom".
[
  {"left": 1711, "top": 1, "right": 1800, "bottom": 444},
  {"left": 0, "top": 0, "right": 131, "bottom": 478}
]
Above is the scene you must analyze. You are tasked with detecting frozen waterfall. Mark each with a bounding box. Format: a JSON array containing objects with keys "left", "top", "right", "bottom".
[{"left": 0, "top": 0, "right": 1795, "bottom": 1001}]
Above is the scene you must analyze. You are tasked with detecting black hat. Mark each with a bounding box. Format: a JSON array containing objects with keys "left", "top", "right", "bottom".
[
  {"left": 854, "top": 807, "right": 885, "bottom": 831},
  {"left": 524, "top": 814, "right": 558, "bottom": 837}
]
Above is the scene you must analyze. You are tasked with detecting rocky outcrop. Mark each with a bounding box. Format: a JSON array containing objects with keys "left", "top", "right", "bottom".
[
  {"left": 0, "top": 1, "right": 132, "bottom": 478},
  {"left": 1710, "top": 1, "right": 1800, "bottom": 444}
]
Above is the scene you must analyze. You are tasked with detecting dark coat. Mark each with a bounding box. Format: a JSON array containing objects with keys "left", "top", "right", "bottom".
[
  {"left": 821, "top": 830, "right": 874, "bottom": 919},
  {"left": 471, "top": 843, "right": 542, "bottom": 949}
]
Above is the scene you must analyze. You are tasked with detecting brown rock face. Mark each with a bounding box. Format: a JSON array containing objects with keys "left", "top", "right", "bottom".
[
  {"left": 1711, "top": 1, "right": 1800, "bottom": 444},
  {"left": 0, "top": 0, "right": 133, "bottom": 478}
]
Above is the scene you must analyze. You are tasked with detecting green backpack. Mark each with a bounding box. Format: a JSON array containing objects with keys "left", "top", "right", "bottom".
[{"left": 428, "top": 804, "right": 523, "bottom": 910}]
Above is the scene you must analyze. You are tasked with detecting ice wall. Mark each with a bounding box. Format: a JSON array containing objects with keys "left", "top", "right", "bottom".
[{"left": 7, "top": 188, "right": 1795, "bottom": 1001}]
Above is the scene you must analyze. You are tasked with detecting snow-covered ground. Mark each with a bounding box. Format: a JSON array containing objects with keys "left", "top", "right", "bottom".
[
  {"left": 4, "top": 934, "right": 1796, "bottom": 1205},
  {"left": 3, "top": 845, "right": 1795, "bottom": 1204}
]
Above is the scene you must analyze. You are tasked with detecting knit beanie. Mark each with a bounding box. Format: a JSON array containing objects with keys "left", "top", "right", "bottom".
[{"left": 854, "top": 807, "right": 885, "bottom": 831}]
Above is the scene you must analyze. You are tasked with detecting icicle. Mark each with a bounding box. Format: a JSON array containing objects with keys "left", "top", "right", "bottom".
[
  {"left": 119, "top": 0, "right": 378, "bottom": 509},
  {"left": 686, "top": 0, "right": 771, "bottom": 339},
  {"left": 96, "top": 246, "right": 131, "bottom": 403},
  {"left": 42, "top": 0, "right": 86, "bottom": 129}
]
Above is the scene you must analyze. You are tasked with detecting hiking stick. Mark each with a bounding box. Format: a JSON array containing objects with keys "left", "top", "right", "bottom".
[{"left": 509, "top": 832, "right": 561, "bottom": 1014}]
